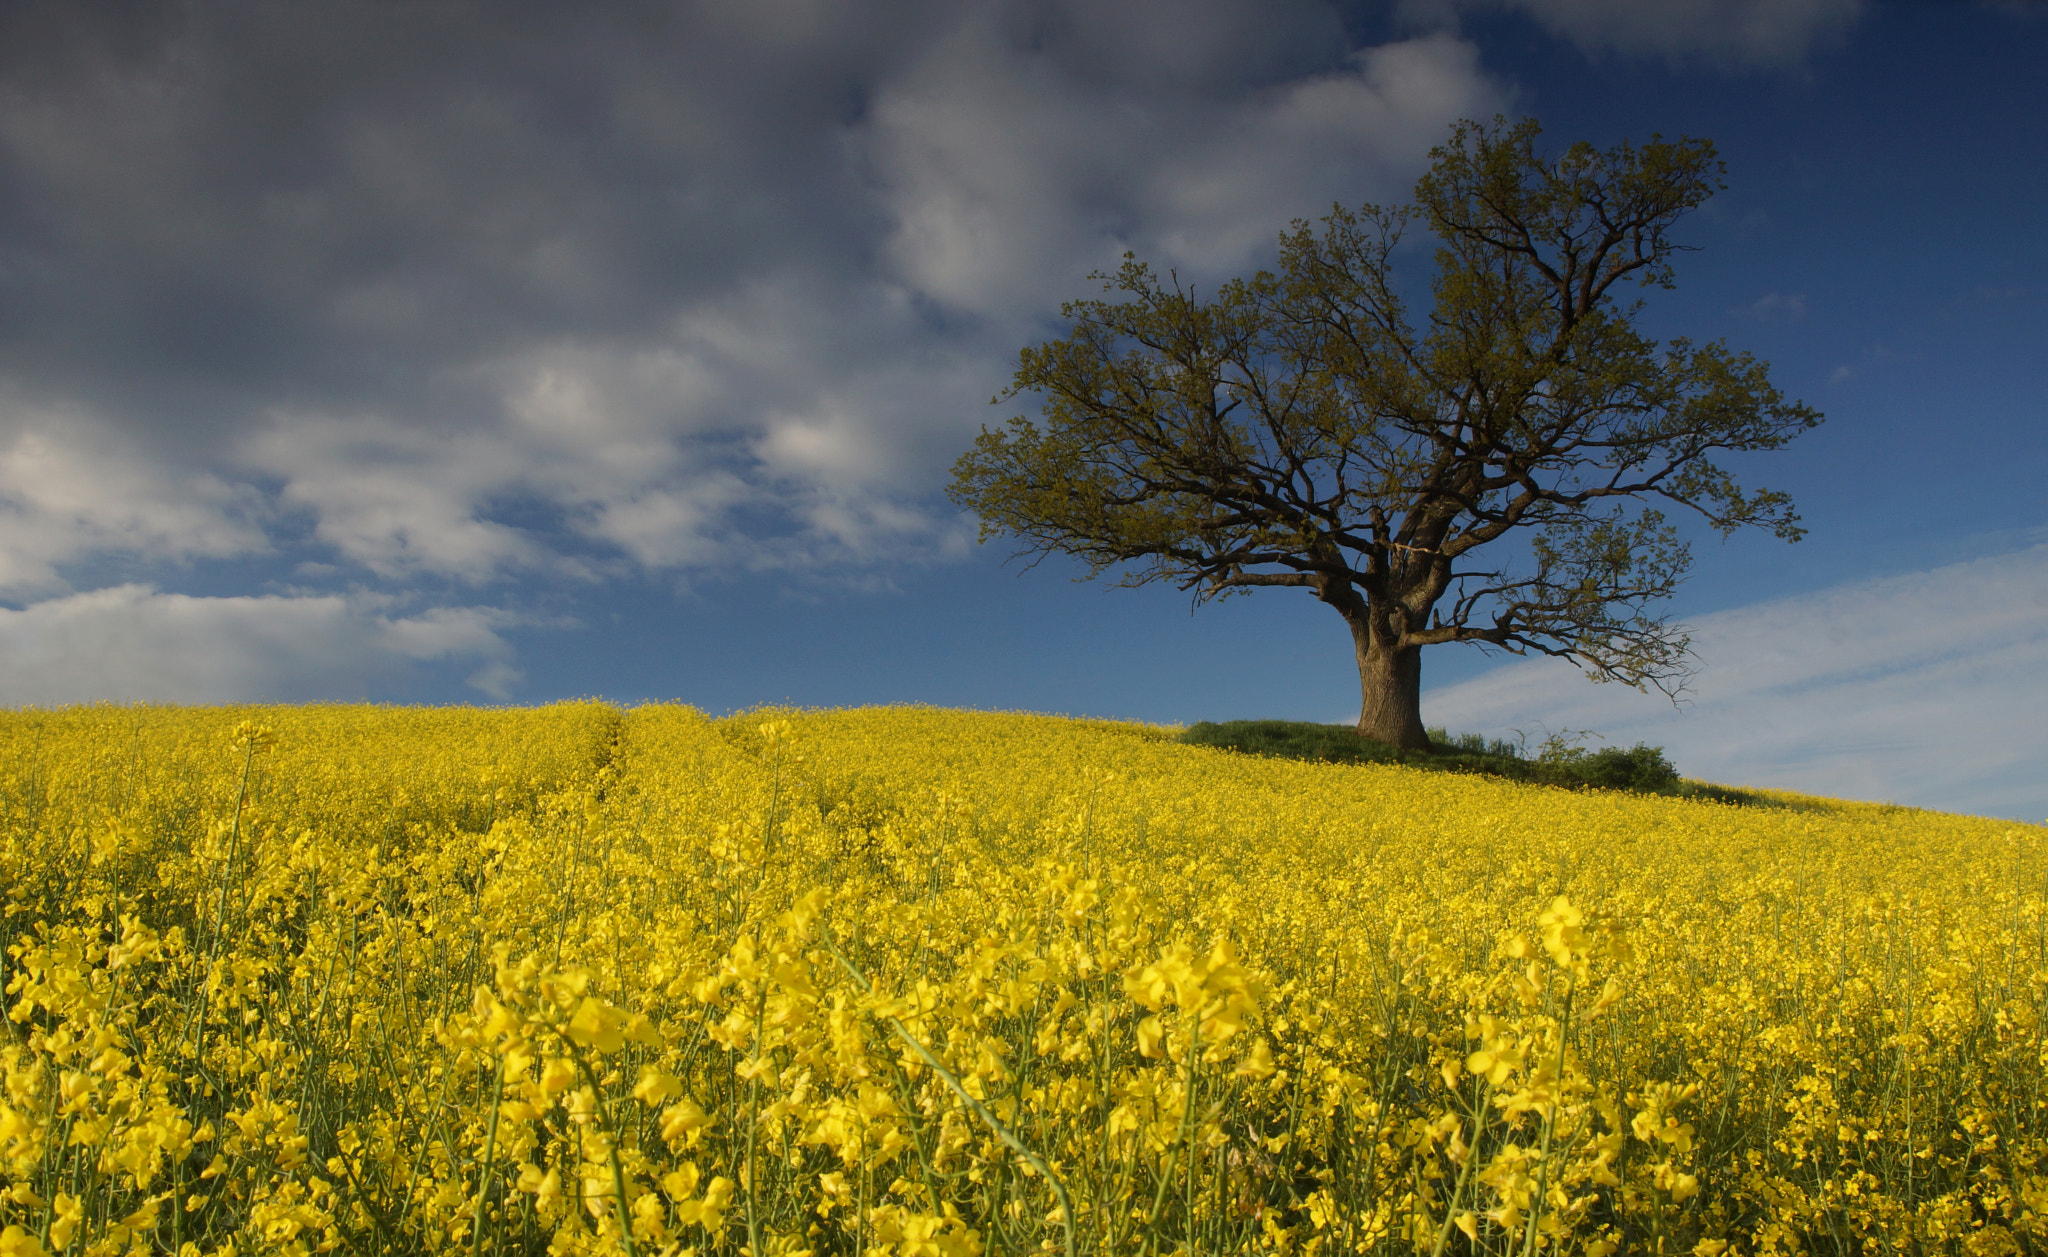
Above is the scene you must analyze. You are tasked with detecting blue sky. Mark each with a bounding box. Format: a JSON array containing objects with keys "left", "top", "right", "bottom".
[{"left": 0, "top": 0, "right": 2042, "bottom": 820}]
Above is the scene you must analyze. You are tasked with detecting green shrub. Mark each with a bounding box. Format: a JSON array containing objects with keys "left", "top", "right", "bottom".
[
  {"left": 1177, "top": 719, "right": 1741, "bottom": 802},
  {"left": 1525, "top": 733, "right": 1683, "bottom": 792}
]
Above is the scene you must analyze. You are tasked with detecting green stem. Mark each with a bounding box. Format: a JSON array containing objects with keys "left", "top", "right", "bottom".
[
  {"left": 821, "top": 929, "right": 1077, "bottom": 1257},
  {"left": 1430, "top": 1077, "right": 1492, "bottom": 1257},
  {"left": 566, "top": 1046, "right": 641, "bottom": 1257},
  {"left": 744, "top": 968, "right": 768, "bottom": 1257},
  {"left": 1140, "top": 1012, "right": 1202, "bottom": 1257},
  {"left": 471, "top": 1055, "right": 507, "bottom": 1256},
  {"left": 1521, "top": 981, "right": 1577, "bottom": 1257},
  {"left": 213, "top": 738, "right": 257, "bottom": 954}
]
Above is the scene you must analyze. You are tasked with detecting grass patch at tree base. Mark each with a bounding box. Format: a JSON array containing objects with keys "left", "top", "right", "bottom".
[{"left": 1177, "top": 718, "right": 1764, "bottom": 804}]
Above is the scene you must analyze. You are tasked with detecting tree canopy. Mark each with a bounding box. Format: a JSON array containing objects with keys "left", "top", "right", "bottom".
[{"left": 949, "top": 116, "right": 1822, "bottom": 749}]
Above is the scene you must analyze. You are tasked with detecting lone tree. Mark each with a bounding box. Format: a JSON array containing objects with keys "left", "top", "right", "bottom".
[{"left": 948, "top": 117, "right": 1822, "bottom": 750}]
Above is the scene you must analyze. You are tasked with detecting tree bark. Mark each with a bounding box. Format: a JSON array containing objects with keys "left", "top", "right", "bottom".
[{"left": 1351, "top": 619, "right": 1430, "bottom": 750}]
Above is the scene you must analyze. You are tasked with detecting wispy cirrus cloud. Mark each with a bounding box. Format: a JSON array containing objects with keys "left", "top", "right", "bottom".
[
  {"left": 1423, "top": 542, "right": 2048, "bottom": 821},
  {"left": 1743, "top": 291, "right": 1808, "bottom": 320},
  {"left": 1399, "top": 0, "right": 1863, "bottom": 67}
]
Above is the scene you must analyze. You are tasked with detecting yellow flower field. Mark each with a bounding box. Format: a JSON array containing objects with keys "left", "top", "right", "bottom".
[{"left": 2, "top": 703, "right": 2044, "bottom": 1256}]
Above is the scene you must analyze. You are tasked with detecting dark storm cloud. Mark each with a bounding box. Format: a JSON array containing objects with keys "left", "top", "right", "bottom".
[
  {"left": 0, "top": 0, "right": 1398, "bottom": 434},
  {"left": 0, "top": 1, "right": 922, "bottom": 422}
]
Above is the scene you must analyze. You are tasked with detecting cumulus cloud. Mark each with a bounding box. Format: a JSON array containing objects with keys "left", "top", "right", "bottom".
[
  {"left": 0, "top": 0, "right": 1502, "bottom": 595},
  {"left": 864, "top": 22, "right": 1498, "bottom": 315},
  {"left": 0, "top": 0, "right": 1871, "bottom": 707},
  {"left": 1422, "top": 544, "right": 2048, "bottom": 821},
  {"left": 0, "top": 585, "right": 530, "bottom": 704},
  {"left": 0, "top": 399, "right": 268, "bottom": 595}
]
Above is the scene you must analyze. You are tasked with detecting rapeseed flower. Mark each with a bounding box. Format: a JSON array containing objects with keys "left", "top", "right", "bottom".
[{"left": 0, "top": 701, "right": 2040, "bottom": 1253}]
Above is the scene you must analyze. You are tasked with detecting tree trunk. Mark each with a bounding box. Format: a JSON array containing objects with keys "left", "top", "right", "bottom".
[{"left": 1351, "top": 619, "right": 1430, "bottom": 751}]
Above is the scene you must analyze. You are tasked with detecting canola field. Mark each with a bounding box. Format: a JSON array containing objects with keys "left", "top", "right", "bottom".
[{"left": 2, "top": 703, "right": 2045, "bottom": 1257}]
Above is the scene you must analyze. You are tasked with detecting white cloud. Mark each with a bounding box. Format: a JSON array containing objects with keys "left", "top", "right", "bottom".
[
  {"left": 1401, "top": 0, "right": 1863, "bottom": 67},
  {"left": 863, "top": 26, "right": 1500, "bottom": 316},
  {"left": 1143, "top": 38, "right": 1498, "bottom": 271},
  {"left": 1422, "top": 544, "right": 2048, "bottom": 821},
  {"left": 0, "top": 404, "right": 268, "bottom": 595},
  {"left": 248, "top": 414, "right": 550, "bottom": 582},
  {"left": 1744, "top": 291, "right": 1807, "bottom": 320},
  {"left": 0, "top": 585, "right": 529, "bottom": 704},
  {"left": 244, "top": 276, "right": 1000, "bottom": 582}
]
